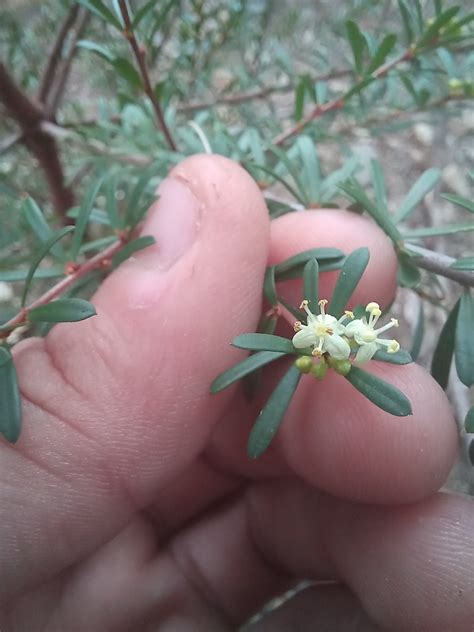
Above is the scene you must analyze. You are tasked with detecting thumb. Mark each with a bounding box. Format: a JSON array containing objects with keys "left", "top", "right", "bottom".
[{"left": 2, "top": 154, "right": 269, "bottom": 601}]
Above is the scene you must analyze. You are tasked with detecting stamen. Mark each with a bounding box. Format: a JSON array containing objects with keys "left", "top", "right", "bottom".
[
  {"left": 388, "top": 340, "right": 400, "bottom": 353},
  {"left": 344, "top": 310, "right": 354, "bottom": 319},
  {"left": 318, "top": 298, "right": 328, "bottom": 316},
  {"left": 374, "top": 320, "right": 397, "bottom": 334},
  {"left": 366, "top": 302, "right": 380, "bottom": 312}
]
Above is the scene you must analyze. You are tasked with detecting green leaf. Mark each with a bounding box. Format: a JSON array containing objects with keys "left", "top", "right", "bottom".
[
  {"left": 329, "top": 247, "right": 370, "bottom": 315},
  {"left": 125, "top": 165, "right": 158, "bottom": 228},
  {"left": 67, "top": 207, "right": 110, "bottom": 225},
  {"left": 393, "top": 168, "right": 441, "bottom": 223},
  {"left": 346, "top": 20, "right": 366, "bottom": 75},
  {"left": 397, "top": 251, "right": 421, "bottom": 288},
  {"left": 451, "top": 257, "right": 474, "bottom": 271},
  {"left": 294, "top": 75, "right": 312, "bottom": 121},
  {"left": 417, "top": 6, "right": 460, "bottom": 48},
  {"left": 296, "top": 136, "right": 321, "bottom": 204},
  {"left": 105, "top": 173, "right": 120, "bottom": 228},
  {"left": 0, "top": 346, "right": 21, "bottom": 443},
  {"left": 232, "top": 333, "right": 295, "bottom": 354},
  {"left": 431, "top": 301, "right": 459, "bottom": 389},
  {"left": 269, "top": 147, "right": 310, "bottom": 207},
  {"left": 248, "top": 163, "right": 306, "bottom": 207},
  {"left": 131, "top": 0, "right": 157, "bottom": 28},
  {"left": 469, "top": 439, "right": 474, "bottom": 466},
  {"left": 398, "top": 0, "right": 415, "bottom": 44},
  {"left": 373, "top": 348, "right": 413, "bottom": 364},
  {"left": 455, "top": 290, "right": 474, "bottom": 387},
  {"left": 21, "top": 226, "right": 74, "bottom": 306},
  {"left": 263, "top": 266, "right": 278, "bottom": 307},
  {"left": 339, "top": 179, "right": 402, "bottom": 244},
  {"left": 79, "top": 236, "right": 116, "bottom": 254},
  {"left": 75, "top": 0, "right": 122, "bottom": 29},
  {"left": 367, "top": 33, "right": 397, "bottom": 74},
  {"left": 410, "top": 300, "right": 424, "bottom": 361},
  {"left": 346, "top": 366, "right": 412, "bottom": 416},
  {"left": 211, "top": 350, "right": 286, "bottom": 394},
  {"left": 71, "top": 174, "right": 104, "bottom": 260},
  {"left": 465, "top": 407, "right": 474, "bottom": 434},
  {"left": 303, "top": 259, "right": 319, "bottom": 310},
  {"left": 274, "top": 248, "right": 344, "bottom": 279},
  {"left": 21, "top": 197, "right": 65, "bottom": 260},
  {"left": 112, "top": 58, "right": 142, "bottom": 90},
  {"left": 0, "top": 267, "right": 64, "bottom": 283},
  {"left": 112, "top": 235, "right": 155, "bottom": 268},
  {"left": 403, "top": 222, "right": 474, "bottom": 238},
  {"left": 247, "top": 363, "right": 301, "bottom": 458},
  {"left": 441, "top": 193, "right": 474, "bottom": 213},
  {"left": 370, "top": 160, "right": 387, "bottom": 213},
  {"left": 28, "top": 298, "right": 97, "bottom": 323},
  {"left": 76, "top": 39, "right": 114, "bottom": 62}
]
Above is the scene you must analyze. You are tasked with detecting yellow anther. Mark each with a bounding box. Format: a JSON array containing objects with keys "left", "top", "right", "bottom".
[
  {"left": 366, "top": 302, "right": 380, "bottom": 312},
  {"left": 391, "top": 318, "right": 399, "bottom": 327},
  {"left": 388, "top": 340, "right": 400, "bottom": 353},
  {"left": 344, "top": 310, "right": 354, "bottom": 319},
  {"left": 318, "top": 299, "right": 328, "bottom": 307},
  {"left": 299, "top": 299, "right": 309, "bottom": 309},
  {"left": 293, "top": 321, "right": 302, "bottom": 332}
]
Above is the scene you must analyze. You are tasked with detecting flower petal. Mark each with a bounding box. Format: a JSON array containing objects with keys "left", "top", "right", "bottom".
[
  {"left": 355, "top": 341, "right": 377, "bottom": 364},
  {"left": 292, "top": 327, "right": 317, "bottom": 349},
  {"left": 324, "top": 334, "right": 351, "bottom": 360},
  {"left": 345, "top": 319, "right": 364, "bottom": 338}
]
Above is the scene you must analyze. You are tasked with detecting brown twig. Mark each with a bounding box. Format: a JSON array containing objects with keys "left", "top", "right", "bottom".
[
  {"left": 405, "top": 244, "right": 474, "bottom": 288},
  {"left": 118, "top": 0, "right": 177, "bottom": 151},
  {"left": 0, "top": 238, "right": 125, "bottom": 338},
  {"left": 273, "top": 49, "right": 415, "bottom": 146},
  {"left": 0, "top": 62, "right": 74, "bottom": 222},
  {"left": 38, "top": 5, "right": 80, "bottom": 104}
]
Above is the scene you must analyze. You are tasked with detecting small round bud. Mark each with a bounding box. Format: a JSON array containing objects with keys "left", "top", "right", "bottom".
[
  {"left": 310, "top": 360, "right": 328, "bottom": 380},
  {"left": 295, "top": 355, "right": 313, "bottom": 374},
  {"left": 332, "top": 359, "right": 352, "bottom": 376}
]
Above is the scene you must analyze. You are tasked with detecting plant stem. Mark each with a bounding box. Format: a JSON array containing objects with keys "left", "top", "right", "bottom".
[
  {"left": 405, "top": 243, "right": 474, "bottom": 288},
  {"left": 0, "top": 239, "right": 124, "bottom": 338},
  {"left": 118, "top": 0, "right": 177, "bottom": 152}
]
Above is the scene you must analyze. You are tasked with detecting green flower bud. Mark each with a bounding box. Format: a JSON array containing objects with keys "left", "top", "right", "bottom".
[
  {"left": 310, "top": 360, "right": 328, "bottom": 380},
  {"left": 332, "top": 359, "right": 352, "bottom": 376},
  {"left": 295, "top": 355, "right": 313, "bottom": 374}
]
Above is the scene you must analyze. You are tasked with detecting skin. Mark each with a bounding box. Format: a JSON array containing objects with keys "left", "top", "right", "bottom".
[{"left": 0, "top": 154, "right": 473, "bottom": 632}]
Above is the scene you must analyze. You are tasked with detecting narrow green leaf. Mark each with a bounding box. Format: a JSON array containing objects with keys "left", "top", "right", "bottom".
[
  {"left": 28, "top": 298, "right": 97, "bottom": 323},
  {"left": 131, "top": 0, "right": 157, "bottom": 28},
  {"left": 22, "top": 197, "right": 65, "bottom": 260},
  {"left": 410, "top": 300, "right": 424, "bottom": 361},
  {"left": 469, "top": 439, "right": 474, "bottom": 466},
  {"left": 397, "top": 251, "right": 421, "bottom": 288},
  {"left": 274, "top": 248, "right": 344, "bottom": 278},
  {"left": 451, "top": 257, "right": 474, "bottom": 271},
  {"left": 339, "top": 179, "right": 402, "bottom": 244},
  {"left": 21, "top": 226, "right": 74, "bottom": 306},
  {"left": 367, "top": 33, "right": 397, "bottom": 74},
  {"left": 294, "top": 76, "right": 308, "bottom": 122},
  {"left": 76, "top": 39, "right": 114, "bottom": 62},
  {"left": 370, "top": 160, "right": 387, "bottom": 213},
  {"left": 248, "top": 364, "right": 301, "bottom": 458},
  {"left": 112, "top": 235, "right": 155, "bottom": 268},
  {"left": 112, "top": 58, "right": 142, "bottom": 90},
  {"left": 0, "top": 267, "right": 64, "bottom": 283},
  {"left": 67, "top": 207, "right": 110, "bottom": 225},
  {"left": 303, "top": 259, "right": 319, "bottom": 310},
  {"left": 232, "top": 333, "right": 295, "bottom": 354},
  {"left": 71, "top": 175, "right": 104, "bottom": 260},
  {"left": 403, "top": 222, "right": 474, "bottom": 238},
  {"left": 441, "top": 193, "right": 474, "bottom": 213},
  {"left": 75, "top": 0, "right": 122, "bottom": 29},
  {"left": 211, "top": 350, "right": 286, "bottom": 394},
  {"left": 296, "top": 136, "right": 321, "bottom": 204},
  {"left": 263, "top": 266, "right": 278, "bottom": 307},
  {"left": 417, "top": 7, "right": 460, "bottom": 48},
  {"left": 329, "top": 247, "right": 370, "bottom": 315},
  {"left": 455, "top": 290, "right": 474, "bottom": 387},
  {"left": 125, "top": 166, "right": 158, "bottom": 228},
  {"left": 0, "top": 346, "right": 21, "bottom": 443},
  {"left": 269, "top": 146, "right": 310, "bottom": 207},
  {"left": 465, "top": 407, "right": 474, "bottom": 433},
  {"left": 373, "top": 348, "right": 413, "bottom": 364},
  {"left": 249, "top": 163, "right": 307, "bottom": 207},
  {"left": 398, "top": 0, "right": 415, "bottom": 44},
  {"left": 80, "top": 236, "right": 116, "bottom": 254},
  {"left": 431, "top": 301, "right": 459, "bottom": 389},
  {"left": 346, "top": 20, "right": 366, "bottom": 74},
  {"left": 393, "top": 168, "right": 441, "bottom": 223},
  {"left": 346, "top": 366, "right": 412, "bottom": 416}
]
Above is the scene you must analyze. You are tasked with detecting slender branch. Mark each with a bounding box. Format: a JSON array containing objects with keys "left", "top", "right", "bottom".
[
  {"left": 118, "top": 0, "right": 177, "bottom": 151},
  {"left": 43, "top": 8, "right": 90, "bottom": 118},
  {"left": 0, "top": 239, "right": 125, "bottom": 338},
  {"left": 38, "top": 5, "right": 80, "bottom": 104},
  {"left": 0, "top": 62, "right": 74, "bottom": 221},
  {"left": 405, "top": 243, "right": 474, "bottom": 288},
  {"left": 273, "top": 49, "right": 415, "bottom": 146}
]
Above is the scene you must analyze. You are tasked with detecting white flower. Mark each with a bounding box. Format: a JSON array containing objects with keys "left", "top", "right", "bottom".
[
  {"left": 345, "top": 302, "right": 400, "bottom": 364},
  {"left": 292, "top": 299, "right": 352, "bottom": 360}
]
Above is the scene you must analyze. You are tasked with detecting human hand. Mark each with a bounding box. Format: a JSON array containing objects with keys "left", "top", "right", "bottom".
[{"left": 1, "top": 155, "right": 473, "bottom": 631}]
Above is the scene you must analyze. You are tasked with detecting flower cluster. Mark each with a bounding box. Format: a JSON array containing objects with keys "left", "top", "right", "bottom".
[{"left": 292, "top": 299, "right": 399, "bottom": 376}]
